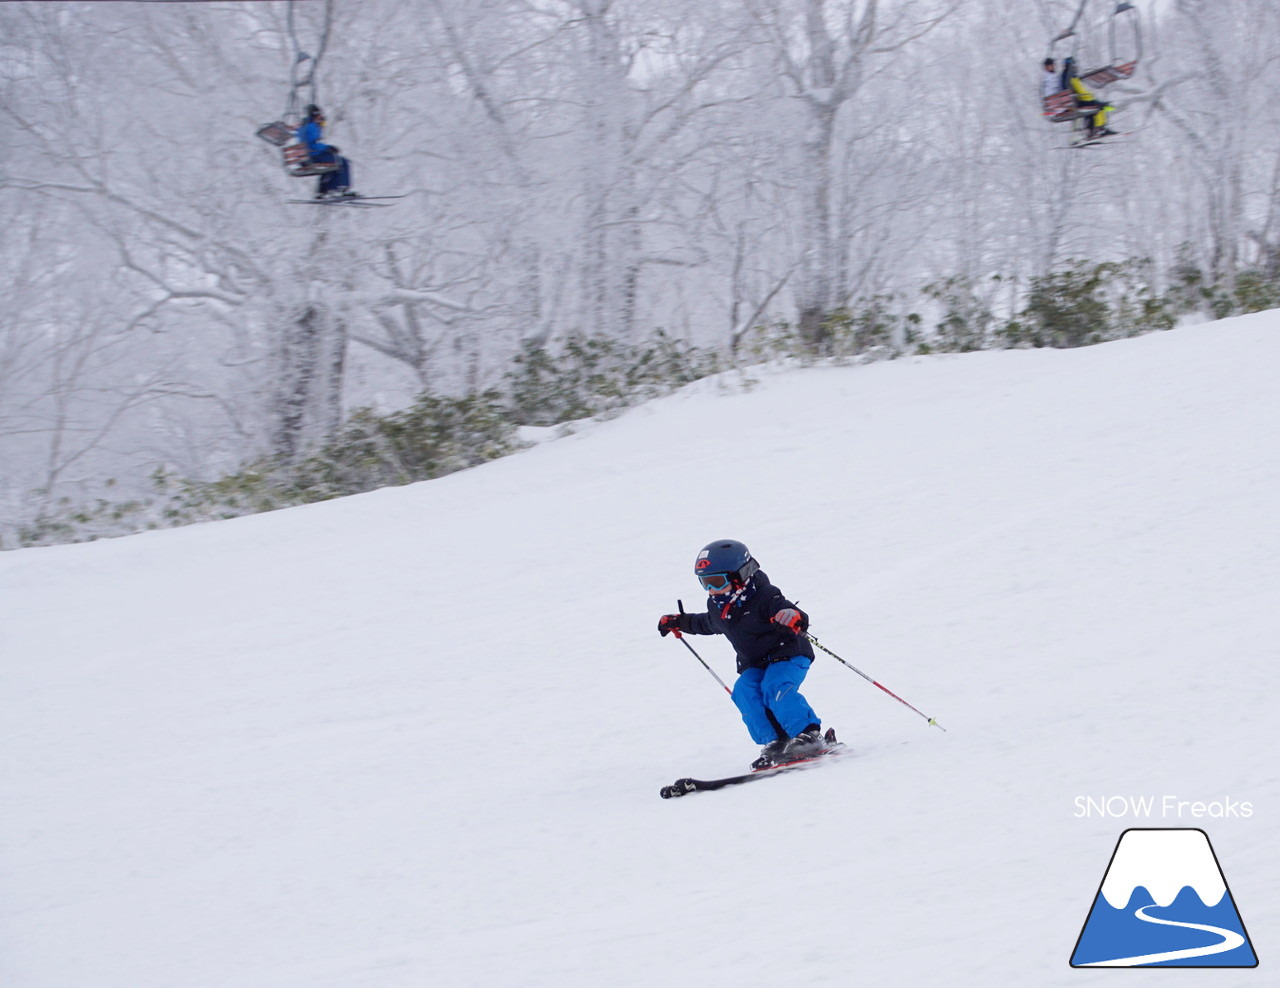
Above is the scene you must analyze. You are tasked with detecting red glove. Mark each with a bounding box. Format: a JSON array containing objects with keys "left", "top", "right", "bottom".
[
  {"left": 772, "top": 607, "right": 806, "bottom": 636},
  {"left": 658, "top": 614, "right": 684, "bottom": 637}
]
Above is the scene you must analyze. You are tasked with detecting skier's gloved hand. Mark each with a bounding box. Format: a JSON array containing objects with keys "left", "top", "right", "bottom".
[
  {"left": 772, "top": 607, "right": 807, "bottom": 636},
  {"left": 658, "top": 614, "right": 684, "bottom": 637}
]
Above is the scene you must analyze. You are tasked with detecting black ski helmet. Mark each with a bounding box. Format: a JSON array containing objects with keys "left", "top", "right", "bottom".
[
  {"left": 694, "top": 539, "right": 759, "bottom": 594},
  {"left": 305, "top": 103, "right": 323, "bottom": 120}
]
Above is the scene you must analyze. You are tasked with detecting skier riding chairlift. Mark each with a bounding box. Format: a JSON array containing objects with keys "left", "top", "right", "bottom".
[
  {"left": 255, "top": 106, "right": 364, "bottom": 200},
  {"left": 293, "top": 104, "right": 356, "bottom": 199},
  {"left": 1060, "top": 57, "right": 1116, "bottom": 141},
  {"left": 1041, "top": 0, "right": 1140, "bottom": 143}
]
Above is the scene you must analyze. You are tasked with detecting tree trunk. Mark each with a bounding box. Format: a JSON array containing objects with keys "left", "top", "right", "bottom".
[
  {"left": 271, "top": 302, "right": 346, "bottom": 463},
  {"left": 796, "top": 103, "right": 838, "bottom": 353}
]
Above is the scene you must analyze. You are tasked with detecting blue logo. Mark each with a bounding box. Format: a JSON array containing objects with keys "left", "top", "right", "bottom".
[{"left": 1070, "top": 828, "right": 1258, "bottom": 968}]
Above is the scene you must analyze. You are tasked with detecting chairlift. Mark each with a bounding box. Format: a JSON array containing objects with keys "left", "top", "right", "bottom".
[
  {"left": 1070, "top": 3, "right": 1142, "bottom": 89},
  {"left": 254, "top": 2, "right": 341, "bottom": 178},
  {"left": 1101, "top": 1, "right": 1142, "bottom": 81},
  {"left": 1042, "top": 0, "right": 1142, "bottom": 124}
]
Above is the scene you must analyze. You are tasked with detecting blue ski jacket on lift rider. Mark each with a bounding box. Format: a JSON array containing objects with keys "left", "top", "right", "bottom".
[{"left": 658, "top": 540, "right": 823, "bottom": 766}]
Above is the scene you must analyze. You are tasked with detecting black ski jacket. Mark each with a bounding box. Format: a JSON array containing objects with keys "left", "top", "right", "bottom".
[{"left": 675, "top": 571, "right": 814, "bottom": 673}]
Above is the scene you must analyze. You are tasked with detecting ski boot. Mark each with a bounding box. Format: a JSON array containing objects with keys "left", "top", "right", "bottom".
[
  {"left": 751, "top": 739, "right": 788, "bottom": 770},
  {"left": 779, "top": 724, "right": 826, "bottom": 762}
]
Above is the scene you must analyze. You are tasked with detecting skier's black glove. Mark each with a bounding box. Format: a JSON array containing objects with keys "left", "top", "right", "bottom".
[
  {"left": 772, "top": 607, "right": 807, "bottom": 636},
  {"left": 658, "top": 614, "right": 684, "bottom": 637}
]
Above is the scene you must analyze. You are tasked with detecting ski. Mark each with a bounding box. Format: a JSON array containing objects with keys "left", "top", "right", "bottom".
[
  {"left": 1053, "top": 132, "right": 1133, "bottom": 150},
  {"left": 286, "top": 200, "right": 393, "bottom": 207},
  {"left": 285, "top": 194, "right": 406, "bottom": 207},
  {"left": 659, "top": 747, "right": 846, "bottom": 798},
  {"left": 660, "top": 730, "right": 848, "bottom": 799}
]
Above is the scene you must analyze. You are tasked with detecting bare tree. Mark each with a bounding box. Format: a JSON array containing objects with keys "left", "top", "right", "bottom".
[
  {"left": 1154, "top": 0, "right": 1280, "bottom": 291},
  {"left": 747, "top": 0, "right": 957, "bottom": 352}
]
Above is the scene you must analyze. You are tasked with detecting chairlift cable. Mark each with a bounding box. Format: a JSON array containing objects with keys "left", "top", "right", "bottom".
[
  {"left": 1108, "top": 0, "right": 1142, "bottom": 71},
  {"left": 1052, "top": 0, "right": 1092, "bottom": 45},
  {"left": 284, "top": 0, "right": 335, "bottom": 122}
]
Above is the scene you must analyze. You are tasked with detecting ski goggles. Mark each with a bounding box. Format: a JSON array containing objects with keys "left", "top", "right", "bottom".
[{"left": 698, "top": 572, "right": 734, "bottom": 594}]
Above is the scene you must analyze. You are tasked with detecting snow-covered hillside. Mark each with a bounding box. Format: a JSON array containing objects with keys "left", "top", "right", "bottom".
[{"left": 3, "top": 315, "right": 1276, "bottom": 987}]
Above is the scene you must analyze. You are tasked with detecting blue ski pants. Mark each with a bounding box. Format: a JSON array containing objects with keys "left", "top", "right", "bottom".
[
  {"left": 732, "top": 657, "right": 819, "bottom": 744},
  {"left": 311, "top": 151, "right": 352, "bottom": 194}
]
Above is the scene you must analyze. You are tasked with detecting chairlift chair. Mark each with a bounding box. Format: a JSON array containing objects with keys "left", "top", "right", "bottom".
[{"left": 256, "top": 118, "right": 341, "bottom": 178}]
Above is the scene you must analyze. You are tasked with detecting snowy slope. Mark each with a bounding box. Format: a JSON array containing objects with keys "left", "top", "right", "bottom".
[{"left": 2, "top": 315, "right": 1277, "bottom": 987}]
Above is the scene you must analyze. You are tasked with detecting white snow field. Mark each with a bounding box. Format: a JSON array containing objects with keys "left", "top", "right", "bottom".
[{"left": 3, "top": 314, "right": 1277, "bottom": 988}]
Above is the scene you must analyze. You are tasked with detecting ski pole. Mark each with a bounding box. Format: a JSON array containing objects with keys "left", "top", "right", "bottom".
[
  {"left": 670, "top": 600, "right": 733, "bottom": 697},
  {"left": 805, "top": 632, "right": 946, "bottom": 732}
]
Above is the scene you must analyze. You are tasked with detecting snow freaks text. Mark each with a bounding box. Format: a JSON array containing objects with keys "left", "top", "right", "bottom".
[{"left": 1073, "top": 796, "right": 1254, "bottom": 819}]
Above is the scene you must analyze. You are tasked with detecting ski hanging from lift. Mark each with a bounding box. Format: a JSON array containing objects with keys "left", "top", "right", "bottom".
[
  {"left": 1052, "top": 131, "right": 1133, "bottom": 149},
  {"left": 285, "top": 194, "right": 407, "bottom": 207}
]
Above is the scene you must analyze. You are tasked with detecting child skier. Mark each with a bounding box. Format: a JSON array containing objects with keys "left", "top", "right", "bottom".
[{"left": 658, "top": 539, "right": 824, "bottom": 769}]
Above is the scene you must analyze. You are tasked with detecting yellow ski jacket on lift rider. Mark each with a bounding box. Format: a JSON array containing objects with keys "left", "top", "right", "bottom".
[{"left": 1069, "top": 76, "right": 1111, "bottom": 128}]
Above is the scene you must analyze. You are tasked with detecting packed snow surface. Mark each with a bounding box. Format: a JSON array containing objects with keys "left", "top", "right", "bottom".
[{"left": 3, "top": 315, "right": 1277, "bottom": 987}]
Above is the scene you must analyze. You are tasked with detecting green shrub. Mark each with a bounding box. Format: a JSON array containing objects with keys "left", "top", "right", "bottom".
[
  {"left": 767, "top": 297, "right": 911, "bottom": 362},
  {"left": 1164, "top": 244, "right": 1214, "bottom": 316},
  {"left": 1232, "top": 271, "right": 1280, "bottom": 314},
  {"left": 505, "top": 330, "right": 719, "bottom": 426},
  {"left": 170, "top": 390, "right": 520, "bottom": 518},
  {"left": 1160, "top": 245, "right": 1280, "bottom": 319},
  {"left": 823, "top": 296, "right": 909, "bottom": 360},
  {"left": 922, "top": 276, "right": 997, "bottom": 352},
  {"left": 1009, "top": 261, "right": 1113, "bottom": 348},
  {"left": 743, "top": 319, "right": 797, "bottom": 362},
  {"left": 1001, "top": 259, "right": 1174, "bottom": 349},
  {"left": 13, "top": 392, "right": 520, "bottom": 545},
  {"left": 1110, "top": 259, "right": 1177, "bottom": 337}
]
